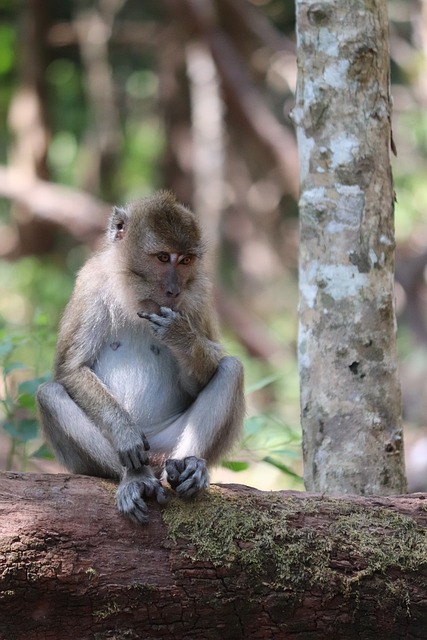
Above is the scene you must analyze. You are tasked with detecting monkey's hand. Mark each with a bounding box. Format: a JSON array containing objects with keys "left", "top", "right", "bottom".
[
  {"left": 165, "top": 456, "right": 209, "bottom": 498},
  {"left": 138, "top": 306, "right": 223, "bottom": 390},
  {"left": 116, "top": 431, "right": 151, "bottom": 471},
  {"left": 116, "top": 468, "right": 169, "bottom": 524},
  {"left": 137, "top": 306, "right": 183, "bottom": 341}
]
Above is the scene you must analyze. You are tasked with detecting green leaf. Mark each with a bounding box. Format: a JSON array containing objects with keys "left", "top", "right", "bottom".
[
  {"left": 2, "top": 421, "right": 19, "bottom": 438},
  {"left": 221, "top": 461, "right": 250, "bottom": 472},
  {"left": 33, "top": 312, "right": 50, "bottom": 328},
  {"left": 3, "top": 418, "right": 39, "bottom": 442},
  {"left": 262, "top": 456, "right": 302, "bottom": 481},
  {"left": 31, "top": 443, "right": 55, "bottom": 460},
  {"left": 244, "top": 415, "right": 267, "bottom": 437},
  {"left": 16, "top": 393, "right": 36, "bottom": 411},
  {"left": 18, "top": 375, "right": 50, "bottom": 396},
  {"left": 4, "top": 362, "right": 27, "bottom": 375},
  {"left": 269, "top": 449, "right": 301, "bottom": 459},
  {"left": 245, "top": 374, "right": 280, "bottom": 394},
  {"left": 0, "top": 340, "right": 14, "bottom": 359}
]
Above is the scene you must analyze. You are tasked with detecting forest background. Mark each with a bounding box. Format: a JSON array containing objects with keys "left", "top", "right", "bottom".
[{"left": 1, "top": 0, "right": 427, "bottom": 492}]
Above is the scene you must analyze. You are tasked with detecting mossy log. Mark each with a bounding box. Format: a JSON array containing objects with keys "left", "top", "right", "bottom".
[{"left": 1, "top": 472, "right": 427, "bottom": 640}]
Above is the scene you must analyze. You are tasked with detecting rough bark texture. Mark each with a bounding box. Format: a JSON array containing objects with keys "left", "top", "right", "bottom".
[
  {"left": 294, "top": 0, "right": 406, "bottom": 493},
  {"left": 1, "top": 473, "right": 427, "bottom": 640}
]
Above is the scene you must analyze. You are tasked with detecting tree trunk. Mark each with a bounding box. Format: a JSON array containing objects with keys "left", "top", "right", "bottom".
[
  {"left": 6, "top": 0, "right": 56, "bottom": 257},
  {"left": 1, "top": 473, "right": 427, "bottom": 640},
  {"left": 294, "top": 0, "right": 406, "bottom": 494}
]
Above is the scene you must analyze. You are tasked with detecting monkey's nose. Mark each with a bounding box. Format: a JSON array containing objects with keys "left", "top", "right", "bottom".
[{"left": 166, "top": 287, "right": 180, "bottom": 298}]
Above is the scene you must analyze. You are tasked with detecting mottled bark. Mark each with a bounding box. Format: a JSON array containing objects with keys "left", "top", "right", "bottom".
[
  {"left": 294, "top": 0, "right": 406, "bottom": 494},
  {"left": 1, "top": 473, "right": 427, "bottom": 640}
]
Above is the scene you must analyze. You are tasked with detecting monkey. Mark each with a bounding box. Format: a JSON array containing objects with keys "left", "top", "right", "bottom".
[{"left": 36, "top": 191, "right": 245, "bottom": 524}]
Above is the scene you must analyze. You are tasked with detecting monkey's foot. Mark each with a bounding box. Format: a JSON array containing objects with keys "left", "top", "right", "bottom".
[
  {"left": 165, "top": 456, "right": 210, "bottom": 498},
  {"left": 116, "top": 473, "right": 169, "bottom": 524}
]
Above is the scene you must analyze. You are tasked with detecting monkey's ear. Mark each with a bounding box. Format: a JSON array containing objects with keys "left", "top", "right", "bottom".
[{"left": 109, "top": 206, "right": 128, "bottom": 242}]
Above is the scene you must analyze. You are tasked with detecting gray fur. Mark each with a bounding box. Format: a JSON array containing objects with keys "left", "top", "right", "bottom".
[{"left": 37, "top": 194, "right": 245, "bottom": 524}]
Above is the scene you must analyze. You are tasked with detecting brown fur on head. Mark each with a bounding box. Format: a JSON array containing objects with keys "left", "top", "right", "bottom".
[
  {"left": 108, "top": 191, "right": 204, "bottom": 255},
  {"left": 108, "top": 191, "right": 209, "bottom": 313}
]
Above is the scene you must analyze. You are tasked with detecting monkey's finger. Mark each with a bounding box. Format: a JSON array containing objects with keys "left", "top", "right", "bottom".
[
  {"left": 134, "top": 447, "right": 150, "bottom": 467},
  {"left": 141, "top": 434, "right": 150, "bottom": 451},
  {"left": 176, "top": 479, "right": 201, "bottom": 497},
  {"left": 128, "top": 500, "right": 150, "bottom": 524},
  {"left": 165, "top": 458, "right": 186, "bottom": 486},
  {"left": 137, "top": 311, "right": 169, "bottom": 327},
  {"left": 176, "top": 472, "right": 209, "bottom": 497},
  {"left": 175, "top": 457, "right": 209, "bottom": 497},
  {"left": 139, "top": 313, "right": 171, "bottom": 328},
  {"left": 179, "top": 456, "right": 207, "bottom": 483},
  {"left": 159, "top": 307, "right": 176, "bottom": 318},
  {"left": 142, "top": 481, "right": 169, "bottom": 504},
  {"left": 119, "top": 448, "right": 149, "bottom": 470},
  {"left": 155, "top": 485, "right": 169, "bottom": 505},
  {"left": 116, "top": 483, "right": 150, "bottom": 524},
  {"left": 151, "top": 315, "right": 173, "bottom": 327}
]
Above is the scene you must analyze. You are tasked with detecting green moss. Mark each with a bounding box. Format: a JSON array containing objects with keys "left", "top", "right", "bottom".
[
  {"left": 163, "top": 487, "right": 427, "bottom": 593},
  {"left": 93, "top": 601, "right": 121, "bottom": 620},
  {"left": 85, "top": 567, "right": 97, "bottom": 579},
  {"left": 100, "top": 479, "right": 117, "bottom": 496}
]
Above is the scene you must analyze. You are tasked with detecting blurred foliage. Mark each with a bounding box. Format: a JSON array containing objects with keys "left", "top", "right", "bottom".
[
  {"left": 0, "top": 258, "right": 71, "bottom": 469},
  {"left": 0, "top": 317, "right": 53, "bottom": 470},
  {"left": 0, "top": 0, "right": 303, "bottom": 488},
  {"left": 394, "top": 110, "right": 427, "bottom": 240}
]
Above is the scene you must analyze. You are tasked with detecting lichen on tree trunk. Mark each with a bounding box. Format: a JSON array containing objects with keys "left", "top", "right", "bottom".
[{"left": 293, "top": 0, "right": 406, "bottom": 494}]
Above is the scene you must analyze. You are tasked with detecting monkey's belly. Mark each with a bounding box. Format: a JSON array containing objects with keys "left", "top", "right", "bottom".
[{"left": 93, "top": 328, "right": 193, "bottom": 435}]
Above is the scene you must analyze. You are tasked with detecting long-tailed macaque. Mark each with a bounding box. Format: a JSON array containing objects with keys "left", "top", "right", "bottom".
[{"left": 37, "top": 191, "right": 245, "bottom": 523}]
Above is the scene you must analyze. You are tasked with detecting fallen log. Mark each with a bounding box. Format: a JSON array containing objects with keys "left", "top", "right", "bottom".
[{"left": 1, "top": 472, "right": 427, "bottom": 640}]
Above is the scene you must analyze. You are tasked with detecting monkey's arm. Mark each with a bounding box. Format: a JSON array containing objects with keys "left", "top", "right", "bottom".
[
  {"left": 138, "top": 307, "right": 223, "bottom": 391},
  {"left": 55, "top": 300, "right": 149, "bottom": 470}
]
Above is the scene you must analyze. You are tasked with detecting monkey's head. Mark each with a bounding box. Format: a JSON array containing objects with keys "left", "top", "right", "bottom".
[{"left": 108, "top": 191, "right": 207, "bottom": 312}]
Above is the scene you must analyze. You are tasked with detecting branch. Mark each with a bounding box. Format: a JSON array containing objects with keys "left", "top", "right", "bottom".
[
  {"left": 218, "top": 0, "right": 295, "bottom": 54},
  {"left": 1, "top": 472, "right": 427, "bottom": 639},
  {"left": 0, "top": 166, "right": 109, "bottom": 245},
  {"left": 173, "top": 0, "right": 299, "bottom": 198},
  {"left": 396, "top": 247, "right": 427, "bottom": 344},
  {"left": 48, "top": 20, "right": 163, "bottom": 50}
]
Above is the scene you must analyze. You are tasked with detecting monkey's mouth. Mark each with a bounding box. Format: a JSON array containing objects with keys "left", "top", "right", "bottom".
[
  {"left": 138, "top": 298, "right": 181, "bottom": 314},
  {"left": 166, "top": 301, "right": 180, "bottom": 312}
]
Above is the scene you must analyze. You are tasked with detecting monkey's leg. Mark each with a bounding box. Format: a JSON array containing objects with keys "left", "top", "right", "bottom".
[
  {"left": 164, "top": 356, "right": 245, "bottom": 497},
  {"left": 38, "top": 382, "right": 169, "bottom": 524},
  {"left": 37, "top": 382, "right": 122, "bottom": 478}
]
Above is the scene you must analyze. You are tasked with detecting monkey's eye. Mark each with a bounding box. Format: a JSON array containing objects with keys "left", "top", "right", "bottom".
[
  {"left": 179, "top": 255, "right": 193, "bottom": 266},
  {"left": 157, "top": 252, "right": 170, "bottom": 263}
]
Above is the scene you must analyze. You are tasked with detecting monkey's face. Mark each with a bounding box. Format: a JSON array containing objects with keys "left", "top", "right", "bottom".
[
  {"left": 129, "top": 250, "right": 198, "bottom": 312},
  {"left": 109, "top": 193, "right": 205, "bottom": 313}
]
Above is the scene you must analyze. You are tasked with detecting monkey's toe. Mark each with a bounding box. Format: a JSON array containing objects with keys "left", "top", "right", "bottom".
[
  {"left": 116, "top": 479, "right": 150, "bottom": 524},
  {"left": 140, "top": 476, "right": 169, "bottom": 505},
  {"left": 165, "top": 458, "right": 186, "bottom": 488},
  {"left": 165, "top": 456, "right": 209, "bottom": 498}
]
